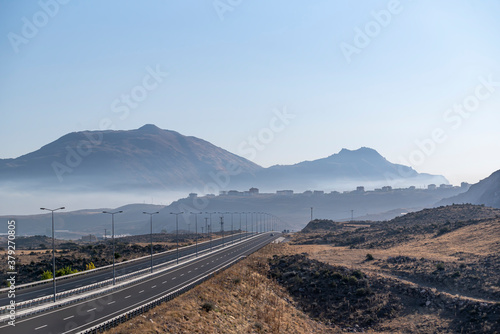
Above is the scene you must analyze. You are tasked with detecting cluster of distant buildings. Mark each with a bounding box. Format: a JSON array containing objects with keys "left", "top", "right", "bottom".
[{"left": 187, "top": 182, "right": 470, "bottom": 199}]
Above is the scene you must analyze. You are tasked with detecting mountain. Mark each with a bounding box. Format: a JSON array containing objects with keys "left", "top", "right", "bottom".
[
  {"left": 239, "top": 147, "right": 448, "bottom": 191},
  {"left": 438, "top": 169, "right": 500, "bottom": 208},
  {"left": 0, "top": 126, "right": 448, "bottom": 194},
  {"left": 0, "top": 124, "right": 262, "bottom": 191}
]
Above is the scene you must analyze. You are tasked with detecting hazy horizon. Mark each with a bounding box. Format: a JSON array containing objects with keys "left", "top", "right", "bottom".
[{"left": 1, "top": 1, "right": 500, "bottom": 189}]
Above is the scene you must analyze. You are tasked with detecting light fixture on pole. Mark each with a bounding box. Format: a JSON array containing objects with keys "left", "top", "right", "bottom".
[
  {"left": 244, "top": 212, "right": 248, "bottom": 239},
  {"left": 40, "top": 206, "right": 65, "bottom": 303},
  {"left": 219, "top": 215, "right": 224, "bottom": 246},
  {"left": 143, "top": 211, "right": 159, "bottom": 273},
  {"left": 170, "top": 212, "right": 184, "bottom": 264},
  {"left": 102, "top": 210, "right": 123, "bottom": 285},
  {"left": 190, "top": 212, "right": 202, "bottom": 257},
  {"left": 238, "top": 212, "right": 242, "bottom": 241}
]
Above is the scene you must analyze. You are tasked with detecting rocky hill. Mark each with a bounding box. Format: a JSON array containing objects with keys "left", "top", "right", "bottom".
[
  {"left": 301, "top": 219, "right": 344, "bottom": 233},
  {"left": 439, "top": 169, "right": 500, "bottom": 208}
]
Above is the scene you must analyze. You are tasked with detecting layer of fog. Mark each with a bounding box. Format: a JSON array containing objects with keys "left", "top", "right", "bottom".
[{"left": 0, "top": 188, "right": 187, "bottom": 216}]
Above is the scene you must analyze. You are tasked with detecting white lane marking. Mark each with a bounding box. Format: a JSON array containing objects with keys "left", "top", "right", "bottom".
[
  {"left": 172, "top": 277, "right": 176, "bottom": 280},
  {"left": 151, "top": 285, "right": 156, "bottom": 288},
  {"left": 162, "top": 281, "right": 167, "bottom": 284},
  {"left": 87, "top": 308, "right": 96, "bottom": 312},
  {"left": 64, "top": 315, "right": 74, "bottom": 320},
  {"left": 35, "top": 325, "right": 47, "bottom": 330},
  {"left": 180, "top": 274, "right": 184, "bottom": 277},
  {"left": 139, "top": 290, "right": 144, "bottom": 293},
  {"left": 125, "top": 295, "right": 131, "bottom": 299},
  {"left": 108, "top": 301, "right": 116, "bottom": 305},
  {"left": 188, "top": 271, "right": 192, "bottom": 273}
]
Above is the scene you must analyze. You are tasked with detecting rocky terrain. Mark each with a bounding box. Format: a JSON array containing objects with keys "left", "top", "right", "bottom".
[{"left": 269, "top": 254, "right": 500, "bottom": 333}]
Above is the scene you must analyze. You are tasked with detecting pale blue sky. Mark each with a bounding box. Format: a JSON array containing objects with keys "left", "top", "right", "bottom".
[{"left": 1, "top": 0, "right": 500, "bottom": 185}]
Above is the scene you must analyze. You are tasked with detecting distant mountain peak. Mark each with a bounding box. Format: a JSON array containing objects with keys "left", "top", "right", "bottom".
[
  {"left": 138, "top": 124, "right": 162, "bottom": 133},
  {"left": 338, "top": 147, "right": 380, "bottom": 156}
]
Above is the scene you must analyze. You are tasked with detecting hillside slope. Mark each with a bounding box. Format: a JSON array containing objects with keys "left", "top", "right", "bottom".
[{"left": 439, "top": 169, "right": 500, "bottom": 208}]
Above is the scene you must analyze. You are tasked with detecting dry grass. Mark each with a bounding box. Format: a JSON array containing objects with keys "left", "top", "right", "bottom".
[{"left": 105, "top": 243, "right": 337, "bottom": 334}]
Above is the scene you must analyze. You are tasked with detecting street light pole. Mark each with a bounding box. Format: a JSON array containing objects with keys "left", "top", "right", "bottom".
[
  {"left": 230, "top": 212, "right": 234, "bottom": 243},
  {"left": 251, "top": 212, "right": 254, "bottom": 236},
  {"left": 102, "top": 210, "right": 123, "bottom": 285},
  {"left": 238, "top": 212, "right": 242, "bottom": 241},
  {"left": 190, "top": 212, "right": 202, "bottom": 257},
  {"left": 219, "top": 215, "right": 224, "bottom": 246},
  {"left": 245, "top": 212, "right": 248, "bottom": 239},
  {"left": 40, "top": 206, "right": 65, "bottom": 303},
  {"left": 170, "top": 212, "right": 184, "bottom": 264},
  {"left": 143, "top": 211, "right": 159, "bottom": 273},
  {"left": 224, "top": 212, "right": 233, "bottom": 244}
]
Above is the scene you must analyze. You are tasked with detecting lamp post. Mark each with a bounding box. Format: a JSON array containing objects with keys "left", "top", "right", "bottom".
[
  {"left": 102, "top": 210, "right": 123, "bottom": 285},
  {"left": 205, "top": 212, "right": 216, "bottom": 248},
  {"left": 250, "top": 212, "right": 254, "bottom": 236},
  {"left": 244, "top": 212, "right": 248, "bottom": 239},
  {"left": 204, "top": 217, "right": 210, "bottom": 249},
  {"left": 224, "top": 212, "right": 233, "bottom": 244},
  {"left": 238, "top": 212, "right": 242, "bottom": 241},
  {"left": 40, "top": 206, "right": 65, "bottom": 302},
  {"left": 219, "top": 215, "right": 224, "bottom": 246},
  {"left": 170, "top": 212, "right": 184, "bottom": 264},
  {"left": 208, "top": 222, "right": 212, "bottom": 249},
  {"left": 230, "top": 212, "right": 234, "bottom": 243},
  {"left": 143, "top": 211, "right": 159, "bottom": 273},
  {"left": 190, "top": 212, "right": 202, "bottom": 257},
  {"left": 256, "top": 212, "right": 260, "bottom": 234}
]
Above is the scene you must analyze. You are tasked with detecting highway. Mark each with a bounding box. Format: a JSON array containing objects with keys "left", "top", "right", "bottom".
[
  {"left": 0, "top": 232, "right": 280, "bottom": 334},
  {"left": 0, "top": 232, "right": 249, "bottom": 305}
]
